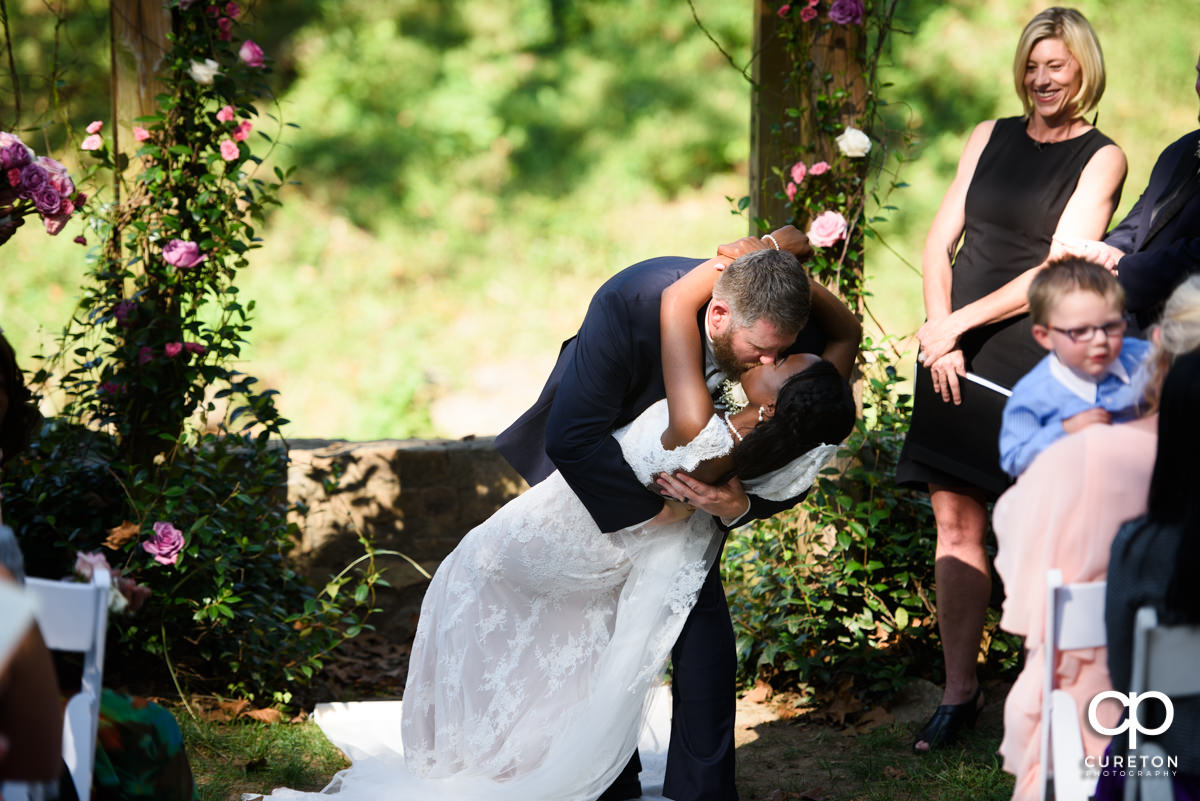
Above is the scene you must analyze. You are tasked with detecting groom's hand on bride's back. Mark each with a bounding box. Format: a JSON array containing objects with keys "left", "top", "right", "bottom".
[{"left": 716, "top": 224, "right": 812, "bottom": 262}]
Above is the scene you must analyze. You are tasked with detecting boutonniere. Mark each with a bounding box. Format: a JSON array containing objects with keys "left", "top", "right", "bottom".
[{"left": 719, "top": 379, "right": 749, "bottom": 413}]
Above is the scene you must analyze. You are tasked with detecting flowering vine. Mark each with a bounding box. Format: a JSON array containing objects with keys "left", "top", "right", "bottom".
[
  {"left": 5, "top": 0, "right": 380, "bottom": 699},
  {"left": 765, "top": 0, "right": 903, "bottom": 310}
]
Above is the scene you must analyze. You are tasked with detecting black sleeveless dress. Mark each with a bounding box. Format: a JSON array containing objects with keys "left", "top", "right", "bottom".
[{"left": 896, "top": 116, "right": 1119, "bottom": 497}]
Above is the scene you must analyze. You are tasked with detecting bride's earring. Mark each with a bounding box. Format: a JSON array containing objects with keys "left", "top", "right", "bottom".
[{"left": 758, "top": 405, "right": 766, "bottom": 422}]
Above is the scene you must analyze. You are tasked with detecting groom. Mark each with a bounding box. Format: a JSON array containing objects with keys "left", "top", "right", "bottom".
[{"left": 495, "top": 226, "right": 823, "bottom": 801}]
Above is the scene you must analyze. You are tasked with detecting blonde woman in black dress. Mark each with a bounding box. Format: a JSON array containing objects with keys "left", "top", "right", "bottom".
[{"left": 896, "top": 6, "right": 1127, "bottom": 752}]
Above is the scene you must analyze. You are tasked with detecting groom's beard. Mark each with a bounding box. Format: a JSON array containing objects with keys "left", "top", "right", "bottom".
[{"left": 711, "top": 329, "right": 756, "bottom": 378}]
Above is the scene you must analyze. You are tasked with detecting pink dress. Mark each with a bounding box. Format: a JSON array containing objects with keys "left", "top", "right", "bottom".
[{"left": 992, "top": 415, "right": 1158, "bottom": 801}]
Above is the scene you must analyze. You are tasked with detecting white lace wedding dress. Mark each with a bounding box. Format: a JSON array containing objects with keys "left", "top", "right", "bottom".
[{"left": 259, "top": 400, "right": 834, "bottom": 801}]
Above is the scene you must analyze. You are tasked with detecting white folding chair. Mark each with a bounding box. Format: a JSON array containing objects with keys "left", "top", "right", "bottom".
[
  {"left": 1123, "top": 605, "right": 1200, "bottom": 801},
  {"left": 1039, "top": 569, "right": 1108, "bottom": 801},
  {"left": 23, "top": 569, "right": 111, "bottom": 801}
]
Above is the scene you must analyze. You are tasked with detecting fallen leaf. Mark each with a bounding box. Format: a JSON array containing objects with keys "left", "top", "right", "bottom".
[
  {"left": 882, "top": 765, "right": 907, "bottom": 779},
  {"left": 103, "top": 520, "right": 140, "bottom": 550},
  {"left": 742, "top": 680, "right": 774, "bottom": 704},
  {"left": 245, "top": 707, "right": 283, "bottom": 724},
  {"left": 855, "top": 705, "right": 894, "bottom": 731}
]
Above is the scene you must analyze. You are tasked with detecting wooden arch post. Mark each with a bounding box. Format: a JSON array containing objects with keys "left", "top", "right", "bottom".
[{"left": 748, "top": 1, "right": 868, "bottom": 237}]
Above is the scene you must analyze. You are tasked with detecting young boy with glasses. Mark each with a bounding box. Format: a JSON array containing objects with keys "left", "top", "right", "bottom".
[{"left": 998, "top": 257, "right": 1151, "bottom": 477}]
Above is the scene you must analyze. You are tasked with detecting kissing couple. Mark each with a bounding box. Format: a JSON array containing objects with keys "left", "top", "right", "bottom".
[{"left": 262, "top": 225, "right": 862, "bottom": 801}]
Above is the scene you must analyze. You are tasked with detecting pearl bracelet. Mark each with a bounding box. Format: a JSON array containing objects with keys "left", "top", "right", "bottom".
[{"left": 762, "top": 234, "right": 780, "bottom": 250}]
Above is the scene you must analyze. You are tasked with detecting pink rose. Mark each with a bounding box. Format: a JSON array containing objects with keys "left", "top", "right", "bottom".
[
  {"left": 73, "top": 235, "right": 87, "bottom": 245},
  {"left": 790, "top": 161, "right": 806, "bottom": 183},
  {"left": 75, "top": 550, "right": 112, "bottom": 581},
  {"left": 37, "top": 157, "right": 75, "bottom": 196},
  {"left": 6, "top": 167, "right": 20, "bottom": 187},
  {"left": 85, "top": 120, "right": 104, "bottom": 135},
  {"left": 142, "top": 521, "right": 185, "bottom": 566},
  {"left": 162, "top": 238, "right": 206, "bottom": 268},
  {"left": 800, "top": 6, "right": 818, "bottom": 21},
  {"left": 219, "top": 139, "right": 240, "bottom": 161},
  {"left": 809, "top": 160, "right": 830, "bottom": 175},
  {"left": 238, "top": 39, "right": 265, "bottom": 68},
  {"left": 225, "top": 1, "right": 240, "bottom": 16},
  {"left": 184, "top": 342, "right": 207, "bottom": 355},
  {"left": 81, "top": 134, "right": 103, "bottom": 151},
  {"left": 205, "top": 4, "right": 220, "bottom": 15},
  {"left": 165, "top": 341, "right": 183, "bottom": 358},
  {"left": 138, "top": 345, "right": 154, "bottom": 365},
  {"left": 777, "top": 4, "right": 791, "bottom": 16},
  {"left": 216, "top": 105, "right": 236, "bottom": 123},
  {"left": 217, "top": 17, "right": 233, "bottom": 41},
  {"left": 132, "top": 126, "right": 151, "bottom": 142},
  {"left": 807, "top": 210, "right": 848, "bottom": 248},
  {"left": 98, "top": 380, "right": 122, "bottom": 396},
  {"left": 42, "top": 210, "right": 71, "bottom": 235},
  {"left": 233, "top": 121, "right": 252, "bottom": 142},
  {"left": 785, "top": 182, "right": 798, "bottom": 202}
]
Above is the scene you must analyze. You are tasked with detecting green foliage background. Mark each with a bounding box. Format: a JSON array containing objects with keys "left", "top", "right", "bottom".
[{"left": 2, "top": 0, "right": 1196, "bottom": 440}]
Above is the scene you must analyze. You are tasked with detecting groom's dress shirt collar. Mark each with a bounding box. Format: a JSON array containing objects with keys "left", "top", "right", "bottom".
[{"left": 702, "top": 301, "right": 723, "bottom": 395}]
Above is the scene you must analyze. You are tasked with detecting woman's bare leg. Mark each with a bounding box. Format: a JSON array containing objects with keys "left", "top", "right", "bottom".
[{"left": 914, "top": 484, "right": 990, "bottom": 751}]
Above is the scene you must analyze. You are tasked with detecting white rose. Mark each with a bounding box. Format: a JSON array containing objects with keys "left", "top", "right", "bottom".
[
  {"left": 835, "top": 126, "right": 871, "bottom": 158},
  {"left": 188, "top": 58, "right": 221, "bottom": 85}
]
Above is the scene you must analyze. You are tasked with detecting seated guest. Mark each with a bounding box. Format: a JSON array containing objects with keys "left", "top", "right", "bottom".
[
  {"left": 1054, "top": 48, "right": 1200, "bottom": 328},
  {"left": 991, "top": 275, "right": 1200, "bottom": 800},
  {"left": 999, "top": 257, "right": 1151, "bottom": 477},
  {"left": 1095, "top": 351, "right": 1200, "bottom": 800}
]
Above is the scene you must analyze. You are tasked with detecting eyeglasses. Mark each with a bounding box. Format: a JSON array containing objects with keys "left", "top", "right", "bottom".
[{"left": 1048, "top": 320, "right": 1127, "bottom": 343}]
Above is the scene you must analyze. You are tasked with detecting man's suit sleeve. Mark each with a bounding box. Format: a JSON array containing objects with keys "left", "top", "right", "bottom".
[
  {"left": 1103, "top": 190, "right": 1146, "bottom": 255},
  {"left": 545, "top": 289, "right": 664, "bottom": 533},
  {"left": 1117, "top": 237, "right": 1200, "bottom": 316}
]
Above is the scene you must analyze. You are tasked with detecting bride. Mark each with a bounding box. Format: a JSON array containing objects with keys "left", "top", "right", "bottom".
[{"left": 262, "top": 255, "right": 858, "bottom": 801}]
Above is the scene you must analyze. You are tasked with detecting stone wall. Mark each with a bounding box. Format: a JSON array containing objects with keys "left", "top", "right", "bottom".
[{"left": 287, "top": 436, "right": 527, "bottom": 643}]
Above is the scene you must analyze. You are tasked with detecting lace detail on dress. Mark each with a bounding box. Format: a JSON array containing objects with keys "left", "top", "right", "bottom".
[{"left": 617, "top": 400, "right": 733, "bottom": 487}]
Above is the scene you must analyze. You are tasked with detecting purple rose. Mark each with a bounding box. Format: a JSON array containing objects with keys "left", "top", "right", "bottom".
[
  {"left": 162, "top": 238, "right": 205, "bottom": 268},
  {"left": 18, "top": 163, "right": 48, "bottom": 195},
  {"left": 142, "top": 521, "right": 185, "bottom": 566},
  {"left": 0, "top": 142, "right": 32, "bottom": 170},
  {"left": 33, "top": 185, "right": 62, "bottom": 215},
  {"left": 829, "top": 0, "right": 864, "bottom": 24},
  {"left": 113, "top": 299, "right": 136, "bottom": 325}
]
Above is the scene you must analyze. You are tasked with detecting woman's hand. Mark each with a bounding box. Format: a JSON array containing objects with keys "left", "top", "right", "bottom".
[
  {"left": 716, "top": 225, "right": 811, "bottom": 261},
  {"left": 929, "top": 350, "right": 967, "bottom": 405},
  {"left": 916, "top": 314, "right": 964, "bottom": 367},
  {"left": 646, "top": 498, "right": 696, "bottom": 527}
]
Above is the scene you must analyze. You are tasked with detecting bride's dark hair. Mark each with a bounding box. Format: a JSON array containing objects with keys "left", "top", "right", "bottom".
[{"left": 732, "top": 359, "right": 855, "bottom": 481}]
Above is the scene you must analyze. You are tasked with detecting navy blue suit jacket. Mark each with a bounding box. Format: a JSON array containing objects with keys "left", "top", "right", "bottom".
[
  {"left": 1107, "top": 129, "right": 1200, "bottom": 326},
  {"left": 495, "top": 256, "right": 825, "bottom": 534}
]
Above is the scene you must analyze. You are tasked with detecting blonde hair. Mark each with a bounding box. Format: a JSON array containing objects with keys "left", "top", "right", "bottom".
[
  {"left": 1145, "top": 276, "right": 1200, "bottom": 407},
  {"left": 1012, "top": 7, "right": 1106, "bottom": 119}
]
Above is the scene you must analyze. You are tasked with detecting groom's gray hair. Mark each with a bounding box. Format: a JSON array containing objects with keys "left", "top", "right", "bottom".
[{"left": 713, "top": 249, "right": 810, "bottom": 334}]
